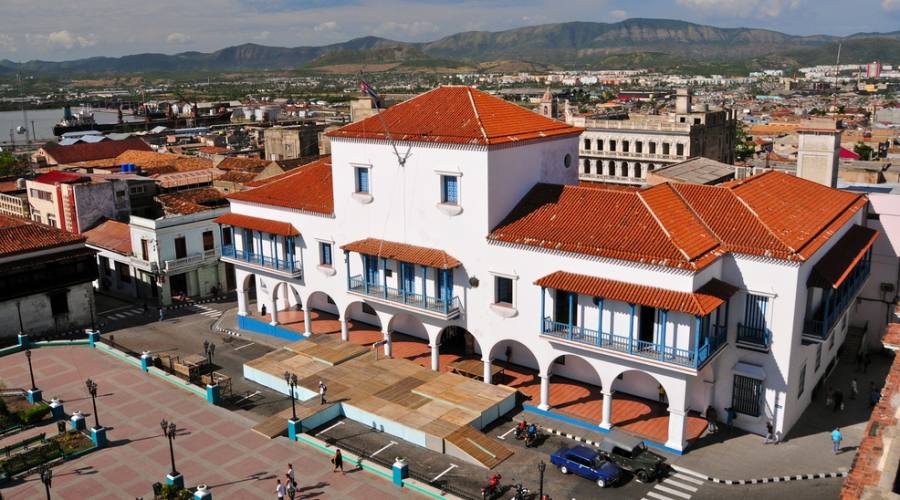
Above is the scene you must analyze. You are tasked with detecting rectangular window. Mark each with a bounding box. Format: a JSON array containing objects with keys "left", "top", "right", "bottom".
[
  {"left": 622, "top": 140, "right": 630, "bottom": 153},
  {"left": 141, "top": 239, "right": 150, "bottom": 261},
  {"left": 732, "top": 374, "right": 763, "bottom": 417},
  {"left": 49, "top": 291, "right": 69, "bottom": 316},
  {"left": 116, "top": 261, "right": 131, "bottom": 283},
  {"left": 129, "top": 185, "right": 146, "bottom": 195},
  {"left": 320, "top": 242, "right": 333, "bottom": 266},
  {"left": 740, "top": 293, "right": 769, "bottom": 346},
  {"left": 174, "top": 237, "right": 187, "bottom": 259},
  {"left": 676, "top": 143, "right": 685, "bottom": 156},
  {"left": 436, "top": 269, "right": 453, "bottom": 300},
  {"left": 609, "top": 140, "right": 617, "bottom": 152},
  {"left": 495, "top": 276, "right": 513, "bottom": 305},
  {"left": 583, "top": 138, "right": 591, "bottom": 150},
  {"left": 364, "top": 255, "right": 378, "bottom": 283},
  {"left": 355, "top": 167, "right": 370, "bottom": 193},
  {"left": 46, "top": 214, "right": 56, "bottom": 228},
  {"left": 222, "top": 228, "right": 232, "bottom": 246},
  {"left": 798, "top": 363, "right": 806, "bottom": 398},
  {"left": 441, "top": 175, "right": 458, "bottom": 205},
  {"left": 663, "top": 143, "right": 670, "bottom": 155},
  {"left": 202, "top": 231, "right": 214, "bottom": 251},
  {"left": 597, "top": 139, "right": 604, "bottom": 151},
  {"left": 100, "top": 256, "right": 111, "bottom": 276},
  {"left": 649, "top": 142, "right": 656, "bottom": 154}
]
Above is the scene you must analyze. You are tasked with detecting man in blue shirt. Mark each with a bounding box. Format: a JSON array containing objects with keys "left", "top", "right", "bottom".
[{"left": 832, "top": 427, "right": 842, "bottom": 454}]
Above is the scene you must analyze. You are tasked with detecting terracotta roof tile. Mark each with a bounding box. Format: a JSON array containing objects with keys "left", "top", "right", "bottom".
[
  {"left": 0, "top": 214, "right": 85, "bottom": 257},
  {"left": 83, "top": 219, "right": 132, "bottom": 255},
  {"left": 490, "top": 171, "right": 868, "bottom": 270},
  {"left": 43, "top": 138, "right": 152, "bottom": 164},
  {"left": 227, "top": 157, "right": 333, "bottom": 215},
  {"left": 535, "top": 271, "right": 736, "bottom": 316},
  {"left": 341, "top": 238, "right": 461, "bottom": 270},
  {"left": 217, "top": 157, "right": 270, "bottom": 171},
  {"left": 34, "top": 171, "right": 89, "bottom": 184},
  {"left": 214, "top": 212, "right": 299, "bottom": 237},
  {"left": 217, "top": 170, "right": 259, "bottom": 184},
  {"left": 105, "top": 150, "right": 212, "bottom": 174},
  {"left": 808, "top": 224, "right": 878, "bottom": 288},
  {"left": 326, "top": 86, "right": 582, "bottom": 146},
  {"left": 157, "top": 187, "right": 228, "bottom": 215}
]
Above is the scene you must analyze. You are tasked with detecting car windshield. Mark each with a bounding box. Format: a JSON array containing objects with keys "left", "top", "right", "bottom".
[{"left": 635, "top": 443, "right": 647, "bottom": 452}]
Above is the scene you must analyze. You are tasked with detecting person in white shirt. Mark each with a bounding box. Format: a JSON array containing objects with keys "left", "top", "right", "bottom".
[
  {"left": 287, "top": 463, "right": 296, "bottom": 487},
  {"left": 276, "top": 479, "right": 285, "bottom": 499}
]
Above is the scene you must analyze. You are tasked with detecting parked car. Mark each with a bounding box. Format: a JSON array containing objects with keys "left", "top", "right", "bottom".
[
  {"left": 550, "top": 445, "right": 622, "bottom": 487},
  {"left": 597, "top": 430, "right": 666, "bottom": 483}
]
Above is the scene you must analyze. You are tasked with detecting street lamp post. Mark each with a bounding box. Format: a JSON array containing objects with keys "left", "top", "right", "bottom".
[
  {"left": 39, "top": 463, "right": 52, "bottom": 499},
  {"left": 24, "top": 348, "right": 42, "bottom": 404},
  {"left": 85, "top": 379, "right": 99, "bottom": 429},
  {"left": 538, "top": 460, "right": 546, "bottom": 500},
  {"left": 160, "top": 418, "right": 183, "bottom": 487},
  {"left": 283, "top": 371, "right": 298, "bottom": 421},
  {"left": 203, "top": 340, "right": 216, "bottom": 372},
  {"left": 25, "top": 348, "right": 37, "bottom": 390}
]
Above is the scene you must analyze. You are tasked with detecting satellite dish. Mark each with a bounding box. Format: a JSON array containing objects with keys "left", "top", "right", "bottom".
[{"left": 15, "top": 126, "right": 26, "bottom": 134}]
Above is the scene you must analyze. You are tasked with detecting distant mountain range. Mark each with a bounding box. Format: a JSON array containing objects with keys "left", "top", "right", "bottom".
[{"left": 1, "top": 19, "right": 899, "bottom": 76}]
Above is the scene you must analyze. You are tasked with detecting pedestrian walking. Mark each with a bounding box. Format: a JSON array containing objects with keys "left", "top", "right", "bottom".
[
  {"left": 832, "top": 427, "right": 842, "bottom": 454},
  {"left": 287, "top": 463, "right": 296, "bottom": 488},
  {"left": 158, "top": 307, "right": 165, "bottom": 322},
  {"left": 276, "top": 479, "right": 285, "bottom": 499},
  {"left": 870, "top": 382, "right": 880, "bottom": 408},
  {"left": 319, "top": 380, "right": 327, "bottom": 405},
  {"left": 850, "top": 378, "right": 859, "bottom": 400},
  {"left": 658, "top": 385, "right": 667, "bottom": 404},
  {"left": 764, "top": 421, "right": 776, "bottom": 444},
  {"left": 261, "top": 304, "right": 267, "bottom": 316},
  {"left": 834, "top": 389, "right": 844, "bottom": 412},
  {"left": 287, "top": 482, "right": 296, "bottom": 500},
  {"left": 705, "top": 406, "right": 718, "bottom": 434},
  {"left": 332, "top": 448, "right": 344, "bottom": 473}
]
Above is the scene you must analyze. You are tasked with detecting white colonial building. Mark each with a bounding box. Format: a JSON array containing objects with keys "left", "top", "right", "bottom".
[{"left": 217, "top": 86, "right": 874, "bottom": 453}]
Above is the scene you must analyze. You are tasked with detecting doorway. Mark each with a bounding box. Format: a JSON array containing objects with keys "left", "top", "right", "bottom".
[
  {"left": 639, "top": 305, "right": 656, "bottom": 343},
  {"left": 169, "top": 273, "right": 188, "bottom": 300},
  {"left": 554, "top": 290, "right": 577, "bottom": 325}
]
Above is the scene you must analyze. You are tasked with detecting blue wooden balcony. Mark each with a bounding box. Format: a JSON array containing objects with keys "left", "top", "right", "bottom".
[
  {"left": 348, "top": 275, "right": 461, "bottom": 319},
  {"left": 803, "top": 246, "right": 872, "bottom": 341},
  {"left": 221, "top": 244, "right": 303, "bottom": 277},
  {"left": 541, "top": 318, "right": 727, "bottom": 370}
]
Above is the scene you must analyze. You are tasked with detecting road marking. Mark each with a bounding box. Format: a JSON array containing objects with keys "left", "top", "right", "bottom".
[
  {"left": 670, "top": 465, "right": 707, "bottom": 480},
  {"left": 317, "top": 421, "right": 344, "bottom": 436},
  {"left": 431, "top": 464, "right": 458, "bottom": 482},
  {"left": 370, "top": 441, "right": 397, "bottom": 457},
  {"left": 646, "top": 491, "right": 673, "bottom": 500},
  {"left": 233, "top": 342, "right": 256, "bottom": 351},
  {"left": 663, "top": 478, "right": 698, "bottom": 492},
  {"left": 672, "top": 473, "right": 704, "bottom": 485},
  {"left": 233, "top": 390, "right": 261, "bottom": 405},
  {"left": 110, "top": 314, "right": 125, "bottom": 319},
  {"left": 654, "top": 484, "right": 691, "bottom": 499},
  {"left": 497, "top": 426, "right": 517, "bottom": 440}
]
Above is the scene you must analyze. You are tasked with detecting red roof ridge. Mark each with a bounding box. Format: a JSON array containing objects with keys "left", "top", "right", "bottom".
[
  {"left": 637, "top": 183, "right": 720, "bottom": 263},
  {"left": 636, "top": 187, "right": 682, "bottom": 257},
  {"left": 729, "top": 187, "right": 791, "bottom": 254},
  {"left": 465, "top": 87, "right": 489, "bottom": 143}
]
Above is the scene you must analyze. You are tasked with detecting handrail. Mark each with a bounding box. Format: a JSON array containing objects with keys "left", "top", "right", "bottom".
[
  {"left": 348, "top": 275, "right": 460, "bottom": 315},
  {"left": 221, "top": 244, "right": 302, "bottom": 275}
]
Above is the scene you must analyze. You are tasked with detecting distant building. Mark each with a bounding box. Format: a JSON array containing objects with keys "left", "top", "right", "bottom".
[
  {"left": 645, "top": 157, "right": 735, "bottom": 186},
  {"left": 570, "top": 88, "right": 737, "bottom": 185},
  {"left": 83, "top": 219, "right": 140, "bottom": 299},
  {"left": 0, "top": 177, "right": 30, "bottom": 220},
  {"left": 33, "top": 137, "right": 152, "bottom": 166},
  {"left": 263, "top": 124, "right": 324, "bottom": 161},
  {"left": 0, "top": 215, "right": 98, "bottom": 339},
  {"left": 866, "top": 61, "right": 882, "bottom": 79},
  {"left": 538, "top": 88, "right": 559, "bottom": 120},
  {"left": 26, "top": 172, "right": 133, "bottom": 233}
]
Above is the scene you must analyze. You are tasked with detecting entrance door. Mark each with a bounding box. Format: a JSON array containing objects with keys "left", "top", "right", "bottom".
[
  {"left": 402, "top": 263, "right": 415, "bottom": 295},
  {"left": 169, "top": 273, "right": 188, "bottom": 300},
  {"left": 365, "top": 255, "right": 378, "bottom": 284},
  {"left": 224, "top": 262, "right": 236, "bottom": 291},
  {"left": 639, "top": 305, "right": 656, "bottom": 343},
  {"left": 554, "top": 290, "right": 577, "bottom": 325}
]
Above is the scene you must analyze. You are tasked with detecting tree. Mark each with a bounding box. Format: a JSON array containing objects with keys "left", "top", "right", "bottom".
[
  {"left": 854, "top": 142, "right": 874, "bottom": 161},
  {"left": 734, "top": 121, "right": 756, "bottom": 161},
  {"left": 0, "top": 152, "right": 27, "bottom": 177}
]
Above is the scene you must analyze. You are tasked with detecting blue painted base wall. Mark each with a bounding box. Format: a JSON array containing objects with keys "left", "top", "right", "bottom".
[{"left": 237, "top": 315, "right": 306, "bottom": 341}]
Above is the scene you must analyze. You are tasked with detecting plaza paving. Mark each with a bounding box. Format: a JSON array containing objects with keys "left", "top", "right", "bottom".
[{"left": 0, "top": 345, "right": 417, "bottom": 499}]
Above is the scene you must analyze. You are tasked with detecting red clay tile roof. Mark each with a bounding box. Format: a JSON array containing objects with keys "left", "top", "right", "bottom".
[
  {"left": 83, "top": 219, "right": 132, "bottom": 255},
  {"left": 214, "top": 212, "right": 299, "bottom": 237},
  {"left": 341, "top": 238, "right": 461, "bottom": 270},
  {"left": 157, "top": 188, "right": 228, "bottom": 215},
  {"left": 34, "top": 171, "right": 89, "bottom": 184},
  {"left": 217, "top": 157, "right": 271, "bottom": 171},
  {"left": 227, "top": 157, "right": 333, "bottom": 215},
  {"left": 42, "top": 138, "right": 152, "bottom": 164},
  {"left": 0, "top": 214, "right": 85, "bottom": 257},
  {"left": 326, "top": 86, "right": 583, "bottom": 146},
  {"left": 216, "top": 170, "right": 259, "bottom": 184},
  {"left": 490, "top": 171, "right": 868, "bottom": 270},
  {"left": 535, "top": 271, "right": 736, "bottom": 316},
  {"left": 808, "top": 224, "right": 878, "bottom": 289}
]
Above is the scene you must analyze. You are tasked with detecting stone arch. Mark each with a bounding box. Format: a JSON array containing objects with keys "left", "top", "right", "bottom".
[
  {"left": 343, "top": 300, "right": 381, "bottom": 330},
  {"left": 271, "top": 281, "right": 302, "bottom": 312},
  {"left": 609, "top": 368, "right": 683, "bottom": 411},
  {"left": 306, "top": 290, "right": 340, "bottom": 317},
  {"left": 387, "top": 312, "right": 428, "bottom": 342},
  {"left": 487, "top": 339, "right": 541, "bottom": 373},
  {"left": 240, "top": 271, "right": 257, "bottom": 300},
  {"left": 436, "top": 326, "right": 482, "bottom": 358},
  {"left": 544, "top": 353, "right": 603, "bottom": 389}
]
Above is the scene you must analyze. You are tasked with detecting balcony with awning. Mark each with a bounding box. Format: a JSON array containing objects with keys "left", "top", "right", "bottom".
[
  {"left": 803, "top": 224, "right": 878, "bottom": 341},
  {"left": 214, "top": 212, "right": 302, "bottom": 277},
  {"left": 342, "top": 238, "right": 462, "bottom": 319},
  {"left": 536, "top": 271, "right": 736, "bottom": 371}
]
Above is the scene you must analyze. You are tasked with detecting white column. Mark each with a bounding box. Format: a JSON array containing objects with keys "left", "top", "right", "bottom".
[
  {"left": 482, "top": 357, "right": 492, "bottom": 384},
  {"left": 600, "top": 389, "right": 613, "bottom": 430},
  {"left": 236, "top": 289, "right": 248, "bottom": 316},
  {"left": 430, "top": 343, "right": 439, "bottom": 372},
  {"left": 665, "top": 407, "right": 687, "bottom": 453},
  {"left": 340, "top": 319, "right": 349, "bottom": 342},
  {"left": 538, "top": 373, "right": 551, "bottom": 411},
  {"left": 383, "top": 330, "right": 392, "bottom": 358},
  {"left": 303, "top": 308, "right": 312, "bottom": 336},
  {"left": 269, "top": 295, "right": 279, "bottom": 326}
]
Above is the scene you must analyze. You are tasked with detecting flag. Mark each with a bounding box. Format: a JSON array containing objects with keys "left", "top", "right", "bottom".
[{"left": 359, "top": 79, "right": 380, "bottom": 100}]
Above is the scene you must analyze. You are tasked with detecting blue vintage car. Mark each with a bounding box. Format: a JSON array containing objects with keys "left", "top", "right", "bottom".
[{"left": 550, "top": 445, "right": 623, "bottom": 488}]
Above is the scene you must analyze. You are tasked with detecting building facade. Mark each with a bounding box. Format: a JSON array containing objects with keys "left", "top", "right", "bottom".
[
  {"left": 571, "top": 88, "right": 737, "bottom": 185},
  {"left": 26, "top": 172, "right": 133, "bottom": 233},
  {"left": 263, "top": 125, "right": 324, "bottom": 161},
  {"left": 217, "top": 86, "right": 872, "bottom": 453}
]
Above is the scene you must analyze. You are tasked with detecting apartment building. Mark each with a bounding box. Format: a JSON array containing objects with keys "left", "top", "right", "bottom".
[{"left": 217, "top": 86, "right": 873, "bottom": 453}]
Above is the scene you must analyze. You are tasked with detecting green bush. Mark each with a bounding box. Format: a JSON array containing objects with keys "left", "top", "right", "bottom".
[
  {"left": 17, "top": 403, "right": 50, "bottom": 424},
  {"left": 158, "top": 483, "right": 193, "bottom": 499}
]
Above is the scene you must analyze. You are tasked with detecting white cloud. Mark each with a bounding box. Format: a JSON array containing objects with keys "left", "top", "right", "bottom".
[
  {"left": 166, "top": 32, "right": 192, "bottom": 45},
  {"left": 675, "top": 0, "right": 801, "bottom": 18},
  {"left": 609, "top": 9, "right": 627, "bottom": 20},
  {"left": 314, "top": 21, "right": 338, "bottom": 32},
  {"left": 373, "top": 21, "right": 440, "bottom": 38},
  {"left": 26, "top": 30, "right": 98, "bottom": 50},
  {"left": 0, "top": 34, "right": 15, "bottom": 53},
  {"left": 883, "top": 0, "right": 900, "bottom": 10},
  {"left": 253, "top": 30, "right": 271, "bottom": 40}
]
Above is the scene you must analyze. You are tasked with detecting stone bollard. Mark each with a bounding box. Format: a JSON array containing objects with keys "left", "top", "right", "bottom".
[
  {"left": 87, "top": 330, "right": 100, "bottom": 347},
  {"left": 166, "top": 472, "right": 185, "bottom": 489},
  {"left": 70, "top": 411, "right": 86, "bottom": 432},
  {"left": 49, "top": 398, "right": 65, "bottom": 420},
  {"left": 392, "top": 457, "right": 409, "bottom": 487},
  {"left": 26, "top": 388, "right": 43, "bottom": 405},
  {"left": 17, "top": 333, "right": 29, "bottom": 348},
  {"left": 287, "top": 419, "right": 302, "bottom": 441},
  {"left": 194, "top": 484, "right": 212, "bottom": 499},
  {"left": 206, "top": 384, "right": 221, "bottom": 405},
  {"left": 90, "top": 426, "right": 108, "bottom": 448},
  {"left": 140, "top": 351, "right": 152, "bottom": 372}
]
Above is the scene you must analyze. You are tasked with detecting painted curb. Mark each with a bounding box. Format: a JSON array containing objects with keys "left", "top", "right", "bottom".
[{"left": 165, "top": 295, "right": 231, "bottom": 311}]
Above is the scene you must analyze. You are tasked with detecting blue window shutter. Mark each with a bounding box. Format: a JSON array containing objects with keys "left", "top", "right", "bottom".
[
  {"left": 443, "top": 176, "right": 458, "bottom": 204},
  {"left": 357, "top": 168, "right": 369, "bottom": 193}
]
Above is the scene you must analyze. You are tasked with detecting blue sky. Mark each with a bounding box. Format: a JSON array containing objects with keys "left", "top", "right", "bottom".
[{"left": 0, "top": 0, "right": 898, "bottom": 61}]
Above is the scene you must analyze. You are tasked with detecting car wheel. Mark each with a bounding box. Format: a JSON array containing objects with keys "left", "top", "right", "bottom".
[
  {"left": 559, "top": 465, "right": 569, "bottom": 475},
  {"left": 636, "top": 469, "right": 650, "bottom": 483},
  {"left": 596, "top": 478, "right": 606, "bottom": 488}
]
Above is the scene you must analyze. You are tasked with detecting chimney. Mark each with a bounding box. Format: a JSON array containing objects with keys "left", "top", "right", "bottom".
[
  {"left": 676, "top": 87, "right": 693, "bottom": 114},
  {"left": 797, "top": 124, "right": 842, "bottom": 188}
]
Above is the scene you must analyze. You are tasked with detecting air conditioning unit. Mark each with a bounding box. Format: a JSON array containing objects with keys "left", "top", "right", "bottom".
[{"left": 880, "top": 282, "right": 895, "bottom": 294}]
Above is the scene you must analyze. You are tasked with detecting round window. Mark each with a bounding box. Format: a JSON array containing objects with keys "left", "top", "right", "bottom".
[{"left": 564, "top": 153, "right": 572, "bottom": 168}]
